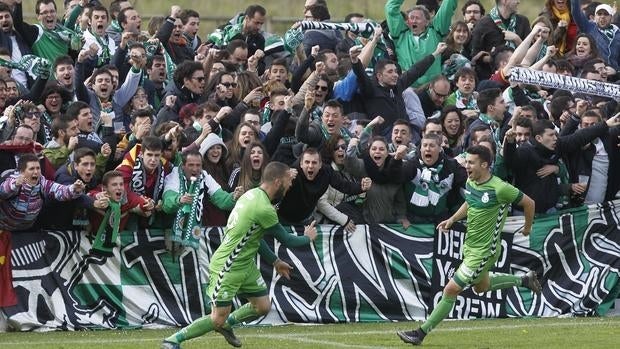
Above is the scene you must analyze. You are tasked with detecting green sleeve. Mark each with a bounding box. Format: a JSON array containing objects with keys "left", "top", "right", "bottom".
[
  {"left": 65, "top": 3, "right": 82, "bottom": 30},
  {"left": 42, "top": 146, "right": 71, "bottom": 168},
  {"left": 209, "top": 188, "right": 236, "bottom": 211},
  {"left": 265, "top": 223, "right": 311, "bottom": 248},
  {"left": 432, "top": 0, "right": 458, "bottom": 35},
  {"left": 173, "top": 152, "right": 183, "bottom": 166},
  {"left": 95, "top": 153, "right": 108, "bottom": 178},
  {"left": 162, "top": 189, "right": 181, "bottom": 214},
  {"left": 497, "top": 180, "right": 522, "bottom": 205},
  {"left": 444, "top": 93, "right": 457, "bottom": 107},
  {"left": 258, "top": 239, "right": 278, "bottom": 265},
  {"left": 493, "top": 153, "right": 511, "bottom": 180},
  {"left": 385, "top": 0, "right": 408, "bottom": 40},
  {"left": 359, "top": 125, "right": 374, "bottom": 149}
]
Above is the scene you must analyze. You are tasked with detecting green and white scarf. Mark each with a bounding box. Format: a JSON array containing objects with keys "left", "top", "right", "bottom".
[
  {"left": 90, "top": 30, "right": 111, "bottom": 67},
  {"left": 40, "top": 111, "right": 53, "bottom": 144},
  {"left": 43, "top": 24, "right": 83, "bottom": 51},
  {"left": 109, "top": 20, "right": 122, "bottom": 34},
  {"left": 143, "top": 40, "right": 176, "bottom": 85},
  {"left": 455, "top": 90, "right": 478, "bottom": 110},
  {"left": 261, "top": 104, "right": 272, "bottom": 125},
  {"left": 478, "top": 113, "right": 501, "bottom": 146},
  {"left": 309, "top": 106, "right": 323, "bottom": 122},
  {"left": 489, "top": 7, "right": 518, "bottom": 48},
  {"left": 557, "top": 158, "right": 570, "bottom": 209},
  {"left": 536, "top": 43, "right": 548, "bottom": 63},
  {"left": 0, "top": 55, "right": 51, "bottom": 80},
  {"left": 208, "top": 15, "right": 244, "bottom": 48},
  {"left": 409, "top": 159, "right": 453, "bottom": 207},
  {"left": 600, "top": 25, "right": 618, "bottom": 41},
  {"left": 320, "top": 123, "right": 352, "bottom": 143},
  {"left": 90, "top": 200, "right": 121, "bottom": 257},
  {"left": 172, "top": 170, "right": 203, "bottom": 249},
  {"left": 283, "top": 27, "right": 304, "bottom": 53}
]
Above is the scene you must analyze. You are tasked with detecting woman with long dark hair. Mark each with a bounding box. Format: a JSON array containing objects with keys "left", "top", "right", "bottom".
[
  {"left": 565, "top": 33, "right": 600, "bottom": 72},
  {"left": 442, "top": 20, "right": 472, "bottom": 64},
  {"left": 225, "top": 121, "right": 258, "bottom": 173},
  {"left": 205, "top": 71, "right": 238, "bottom": 108},
  {"left": 439, "top": 106, "right": 465, "bottom": 157},
  {"left": 343, "top": 136, "right": 408, "bottom": 227},
  {"left": 228, "top": 141, "right": 269, "bottom": 193},
  {"left": 315, "top": 135, "right": 360, "bottom": 233}
]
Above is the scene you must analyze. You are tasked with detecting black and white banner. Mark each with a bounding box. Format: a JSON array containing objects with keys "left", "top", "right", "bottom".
[
  {"left": 2, "top": 202, "right": 620, "bottom": 330},
  {"left": 300, "top": 21, "right": 376, "bottom": 36},
  {"left": 509, "top": 67, "right": 620, "bottom": 99}
]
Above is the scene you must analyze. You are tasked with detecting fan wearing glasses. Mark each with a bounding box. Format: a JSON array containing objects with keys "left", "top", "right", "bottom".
[
  {"left": 205, "top": 71, "right": 237, "bottom": 109},
  {"left": 417, "top": 75, "right": 451, "bottom": 119},
  {"left": 20, "top": 104, "right": 43, "bottom": 140},
  {"left": 302, "top": 76, "right": 332, "bottom": 124},
  {"left": 0, "top": 100, "right": 45, "bottom": 145},
  {"left": 159, "top": 61, "right": 206, "bottom": 117}
]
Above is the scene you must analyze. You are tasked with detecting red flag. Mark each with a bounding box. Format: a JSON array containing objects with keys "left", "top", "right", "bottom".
[{"left": 0, "top": 231, "right": 17, "bottom": 307}]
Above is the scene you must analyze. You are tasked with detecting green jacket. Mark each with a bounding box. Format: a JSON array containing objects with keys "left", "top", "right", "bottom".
[
  {"left": 162, "top": 170, "right": 236, "bottom": 215},
  {"left": 385, "top": 0, "right": 456, "bottom": 87},
  {"left": 43, "top": 143, "right": 108, "bottom": 177}
]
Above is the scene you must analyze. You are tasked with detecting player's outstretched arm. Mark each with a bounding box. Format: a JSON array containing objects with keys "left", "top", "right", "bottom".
[
  {"left": 517, "top": 194, "right": 535, "bottom": 236},
  {"left": 257, "top": 240, "right": 294, "bottom": 280},
  {"left": 451, "top": 202, "right": 468, "bottom": 222},
  {"left": 438, "top": 202, "right": 468, "bottom": 233},
  {"left": 266, "top": 223, "right": 315, "bottom": 247},
  {"left": 258, "top": 240, "right": 279, "bottom": 265}
]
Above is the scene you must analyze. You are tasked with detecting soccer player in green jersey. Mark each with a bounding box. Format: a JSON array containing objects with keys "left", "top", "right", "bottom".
[
  {"left": 162, "top": 162, "right": 317, "bottom": 348},
  {"left": 397, "top": 145, "right": 540, "bottom": 345}
]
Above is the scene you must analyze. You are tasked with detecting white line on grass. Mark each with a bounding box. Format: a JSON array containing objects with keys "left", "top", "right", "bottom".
[
  {"left": 1, "top": 319, "right": 617, "bottom": 346},
  {"left": 258, "top": 334, "right": 385, "bottom": 349}
]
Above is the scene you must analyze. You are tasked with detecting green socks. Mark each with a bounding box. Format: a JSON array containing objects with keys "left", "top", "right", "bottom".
[
  {"left": 417, "top": 274, "right": 523, "bottom": 335},
  {"left": 488, "top": 273, "right": 522, "bottom": 291},
  {"left": 420, "top": 294, "right": 456, "bottom": 334},
  {"left": 225, "top": 303, "right": 262, "bottom": 328},
  {"left": 165, "top": 303, "right": 263, "bottom": 344},
  {"left": 165, "top": 315, "right": 215, "bottom": 344}
]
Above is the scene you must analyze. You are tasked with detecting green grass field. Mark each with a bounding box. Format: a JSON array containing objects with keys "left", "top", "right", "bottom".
[{"left": 2, "top": 317, "right": 620, "bottom": 349}]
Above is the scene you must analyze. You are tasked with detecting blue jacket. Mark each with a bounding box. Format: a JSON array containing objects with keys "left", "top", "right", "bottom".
[{"left": 571, "top": 0, "right": 620, "bottom": 70}]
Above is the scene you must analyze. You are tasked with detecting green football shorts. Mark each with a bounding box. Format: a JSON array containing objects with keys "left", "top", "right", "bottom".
[
  {"left": 453, "top": 245, "right": 501, "bottom": 288},
  {"left": 207, "top": 265, "right": 268, "bottom": 306}
]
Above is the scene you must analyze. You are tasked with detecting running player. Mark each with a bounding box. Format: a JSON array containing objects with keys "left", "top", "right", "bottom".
[
  {"left": 397, "top": 145, "right": 541, "bottom": 345},
  {"left": 162, "top": 161, "right": 317, "bottom": 348}
]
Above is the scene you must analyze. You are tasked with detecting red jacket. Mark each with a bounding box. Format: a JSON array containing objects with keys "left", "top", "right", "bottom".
[{"left": 87, "top": 186, "right": 147, "bottom": 231}]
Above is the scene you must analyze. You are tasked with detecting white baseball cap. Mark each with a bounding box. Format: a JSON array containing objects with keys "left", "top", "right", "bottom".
[{"left": 595, "top": 4, "right": 615, "bottom": 16}]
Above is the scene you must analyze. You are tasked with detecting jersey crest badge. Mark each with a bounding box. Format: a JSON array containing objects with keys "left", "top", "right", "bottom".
[{"left": 481, "top": 192, "right": 490, "bottom": 203}]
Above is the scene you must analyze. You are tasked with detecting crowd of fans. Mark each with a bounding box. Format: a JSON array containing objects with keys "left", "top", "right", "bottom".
[{"left": 1, "top": 0, "right": 620, "bottom": 308}]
